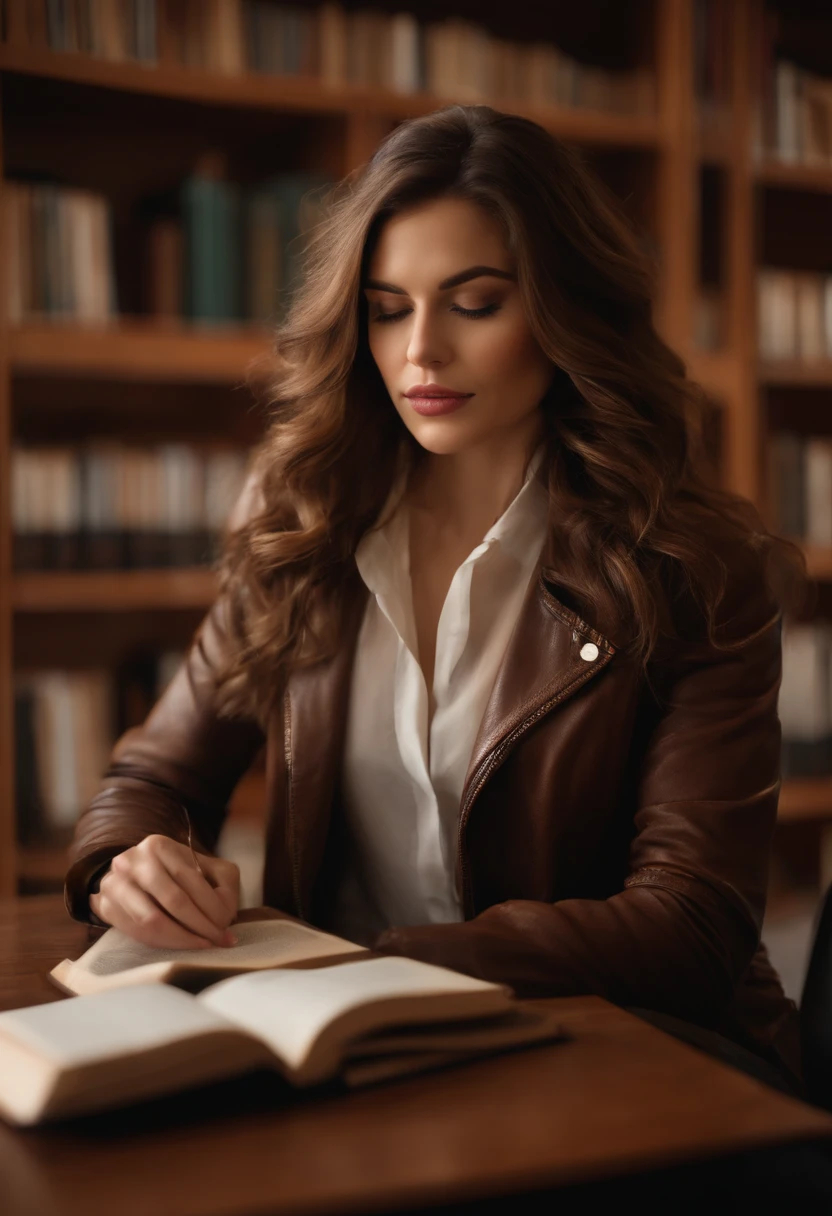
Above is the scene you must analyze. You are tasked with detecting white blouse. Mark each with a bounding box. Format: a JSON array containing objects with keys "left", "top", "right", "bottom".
[{"left": 329, "top": 448, "right": 550, "bottom": 946}]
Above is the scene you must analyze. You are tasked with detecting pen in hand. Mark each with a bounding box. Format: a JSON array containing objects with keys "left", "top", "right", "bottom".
[{"left": 88, "top": 812, "right": 241, "bottom": 951}]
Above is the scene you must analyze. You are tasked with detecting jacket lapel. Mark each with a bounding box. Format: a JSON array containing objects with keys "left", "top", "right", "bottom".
[
  {"left": 459, "top": 546, "right": 618, "bottom": 823},
  {"left": 283, "top": 574, "right": 368, "bottom": 918}
]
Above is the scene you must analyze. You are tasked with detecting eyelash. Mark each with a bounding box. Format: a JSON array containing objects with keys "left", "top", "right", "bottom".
[{"left": 371, "top": 303, "right": 501, "bottom": 324}]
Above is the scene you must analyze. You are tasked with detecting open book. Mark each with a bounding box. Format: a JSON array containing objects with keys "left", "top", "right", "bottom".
[
  {"left": 0, "top": 956, "right": 565, "bottom": 1125},
  {"left": 50, "top": 911, "right": 368, "bottom": 995}
]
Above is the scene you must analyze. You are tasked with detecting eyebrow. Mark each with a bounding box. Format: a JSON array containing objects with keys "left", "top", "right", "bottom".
[{"left": 362, "top": 265, "right": 516, "bottom": 295}]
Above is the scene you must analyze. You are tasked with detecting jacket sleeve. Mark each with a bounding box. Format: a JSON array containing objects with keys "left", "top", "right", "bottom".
[
  {"left": 373, "top": 551, "right": 784, "bottom": 1028},
  {"left": 63, "top": 594, "right": 265, "bottom": 924}
]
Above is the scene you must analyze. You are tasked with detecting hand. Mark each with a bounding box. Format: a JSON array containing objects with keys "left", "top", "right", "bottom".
[{"left": 89, "top": 834, "right": 241, "bottom": 950}]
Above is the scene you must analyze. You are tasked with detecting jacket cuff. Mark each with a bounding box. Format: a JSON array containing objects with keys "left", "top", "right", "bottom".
[{"left": 64, "top": 848, "right": 125, "bottom": 925}]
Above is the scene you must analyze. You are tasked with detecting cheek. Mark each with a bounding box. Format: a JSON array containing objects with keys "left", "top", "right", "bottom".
[{"left": 474, "top": 321, "right": 552, "bottom": 401}]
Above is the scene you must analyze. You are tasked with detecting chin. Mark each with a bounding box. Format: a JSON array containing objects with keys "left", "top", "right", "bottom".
[{"left": 404, "top": 419, "right": 482, "bottom": 456}]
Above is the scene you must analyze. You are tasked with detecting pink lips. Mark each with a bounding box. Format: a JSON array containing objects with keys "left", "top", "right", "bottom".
[{"left": 404, "top": 385, "right": 474, "bottom": 417}]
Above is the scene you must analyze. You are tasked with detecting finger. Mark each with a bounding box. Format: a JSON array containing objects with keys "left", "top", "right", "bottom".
[
  {"left": 198, "top": 855, "right": 241, "bottom": 918},
  {"left": 89, "top": 891, "right": 110, "bottom": 926},
  {"left": 97, "top": 876, "right": 215, "bottom": 950},
  {"left": 160, "top": 851, "right": 238, "bottom": 933},
  {"left": 132, "top": 856, "right": 235, "bottom": 945}
]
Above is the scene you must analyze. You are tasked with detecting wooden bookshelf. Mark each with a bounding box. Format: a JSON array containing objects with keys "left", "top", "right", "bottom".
[
  {"left": 12, "top": 569, "right": 218, "bottom": 613},
  {"left": 0, "top": 45, "right": 662, "bottom": 149},
  {"left": 0, "top": 0, "right": 829, "bottom": 898},
  {"left": 16, "top": 843, "right": 69, "bottom": 886},
  {"left": 779, "top": 779, "right": 832, "bottom": 822},
  {"left": 8, "top": 320, "right": 274, "bottom": 384},
  {"left": 758, "top": 359, "right": 832, "bottom": 387},
  {"left": 755, "top": 160, "right": 832, "bottom": 193}
]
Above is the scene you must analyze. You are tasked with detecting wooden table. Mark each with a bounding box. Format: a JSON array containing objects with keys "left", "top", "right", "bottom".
[{"left": 2, "top": 895, "right": 832, "bottom": 1216}]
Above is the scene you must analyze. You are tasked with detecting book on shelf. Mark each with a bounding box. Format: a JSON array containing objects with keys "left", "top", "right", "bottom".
[
  {"left": 12, "top": 441, "right": 249, "bottom": 571},
  {"left": 14, "top": 650, "right": 181, "bottom": 843},
  {"left": 0, "top": 1, "right": 655, "bottom": 114},
  {"left": 767, "top": 431, "right": 832, "bottom": 548},
  {"left": 779, "top": 621, "right": 832, "bottom": 780},
  {"left": 758, "top": 270, "right": 832, "bottom": 362},
  {"left": 750, "top": 1, "right": 832, "bottom": 170},
  {"left": 2, "top": 180, "right": 117, "bottom": 322},
  {"left": 0, "top": 913, "right": 564, "bottom": 1125},
  {"left": 14, "top": 668, "right": 113, "bottom": 841},
  {"left": 769, "top": 431, "right": 806, "bottom": 539}
]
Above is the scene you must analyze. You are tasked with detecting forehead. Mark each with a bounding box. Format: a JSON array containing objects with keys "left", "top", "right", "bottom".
[{"left": 367, "top": 197, "right": 511, "bottom": 281}]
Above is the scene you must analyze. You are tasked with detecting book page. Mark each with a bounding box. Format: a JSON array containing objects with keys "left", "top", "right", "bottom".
[
  {"left": 199, "top": 956, "right": 512, "bottom": 1081},
  {"left": 0, "top": 986, "right": 230, "bottom": 1069},
  {"left": 54, "top": 919, "right": 364, "bottom": 991}
]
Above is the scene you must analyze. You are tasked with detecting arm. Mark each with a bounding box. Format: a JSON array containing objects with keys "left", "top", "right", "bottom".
[
  {"left": 374, "top": 553, "right": 783, "bottom": 1027},
  {"left": 64, "top": 593, "right": 265, "bottom": 929}
]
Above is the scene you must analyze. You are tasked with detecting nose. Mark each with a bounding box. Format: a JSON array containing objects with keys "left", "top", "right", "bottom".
[{"left": 405, "top": 305, "right": 450, "bottom": 369}]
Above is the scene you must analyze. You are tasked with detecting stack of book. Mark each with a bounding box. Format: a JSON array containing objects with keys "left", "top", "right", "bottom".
[
  {"left": 1, "top": 1, "right": 655, "bottom": 114},
  {"left": 12, "top": 441, "right": 249, "bottom": 571},
  {"left": 752, "top": 7, "right": 832, "bottom": 166},
  {"left": 779, "top": 622, "right": 832, "bottom": 779},
  {"left": 758, "top": 271, "right": 832, "bottom": 362},
  {"left": 15, "top": 649, "right": 182, "bottom": 843},
  {"left": 769, "top": 432, "right": 832, "bottom": 545},
  {"left": 0, "top": 915, "right": 564, "bottom": 1126}
]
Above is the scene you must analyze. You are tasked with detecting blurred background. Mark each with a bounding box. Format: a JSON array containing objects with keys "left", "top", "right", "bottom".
[{"left": 0, "top": 0, "right": 830, "bottom": 1002}]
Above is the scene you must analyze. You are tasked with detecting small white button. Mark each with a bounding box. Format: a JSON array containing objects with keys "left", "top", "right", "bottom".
[{"left": 579, "top": 642, "right": 599, "bottom": 661}]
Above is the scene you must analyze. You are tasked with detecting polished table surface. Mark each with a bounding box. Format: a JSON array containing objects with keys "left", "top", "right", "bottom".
[{"left": 2, "top": 895, "right": 832, "bottom": 1216}]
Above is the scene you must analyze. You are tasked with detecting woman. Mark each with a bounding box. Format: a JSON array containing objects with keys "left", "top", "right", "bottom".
[{"left": 65, "top": 104, "right": 807, "bottom": 1093}]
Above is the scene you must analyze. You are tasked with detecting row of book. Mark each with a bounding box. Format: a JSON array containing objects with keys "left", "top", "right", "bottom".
[
  {"left": 770, "top": 433, "right": 832, "bottom": 547},
  {"left": 12, "top": 442, "right": 249, "bottom": 570},
  {"left": 15, "top": 651, "right": 182, "bottom": 843},
  {"left": 753, "top": 0, "right": 832, "bottom": 167},
  {"left": 4, "top": 168, "right": 330, "bottom": 324},
  {"left": 780, "top": 623, "right": 832, "bottom": 779},
  {"left": 1, "top": 1, "right": 656, "bottom": 114},
  {"left": 758, "top": 271, "right": 832, "bottom": 363}
]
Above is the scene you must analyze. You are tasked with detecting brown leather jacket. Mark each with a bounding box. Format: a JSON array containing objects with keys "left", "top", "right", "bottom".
[{"left": 64, "top": 524, "right": 802, "bottom": 1089}]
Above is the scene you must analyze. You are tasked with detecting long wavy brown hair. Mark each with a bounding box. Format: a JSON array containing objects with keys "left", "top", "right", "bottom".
[{"left": 214, "top": 102, "right": 807, "bottom": 726}]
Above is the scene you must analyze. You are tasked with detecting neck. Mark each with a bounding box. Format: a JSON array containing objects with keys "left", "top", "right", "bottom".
[{"left": 406, "top": 417, "right": 544, "bottom": 541}]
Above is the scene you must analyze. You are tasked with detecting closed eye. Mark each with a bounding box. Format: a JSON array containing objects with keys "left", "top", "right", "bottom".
[{"left": 371, "top": 303, "right": 501, "bottom": 323}]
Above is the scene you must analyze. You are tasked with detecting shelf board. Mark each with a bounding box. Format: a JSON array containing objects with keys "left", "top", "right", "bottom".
[
  {"left": 17, "top": 843, "right": 69, "bottom": 885},
  {"left": 13, "top": 568, "right": 219, "bottom": 612},
  {"left": 779, "top": 779, "right": 832, "bottom": 822},
  {"left": 756, "top": 159, "right": 832, "bottom": 193},
  {"left": 0, "top": 46, "right": 661, "bottom": 148},
  {"left": 8, "top": 320, "right": 274, "bottom": 383},
  {"left": 758, "top": 359, "right": 832, "bottom": 387}
]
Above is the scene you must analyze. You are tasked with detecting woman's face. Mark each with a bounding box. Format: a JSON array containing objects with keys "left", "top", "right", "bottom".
[{"left": 363, "top": 196, "right": 555, "bottom": 457}]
